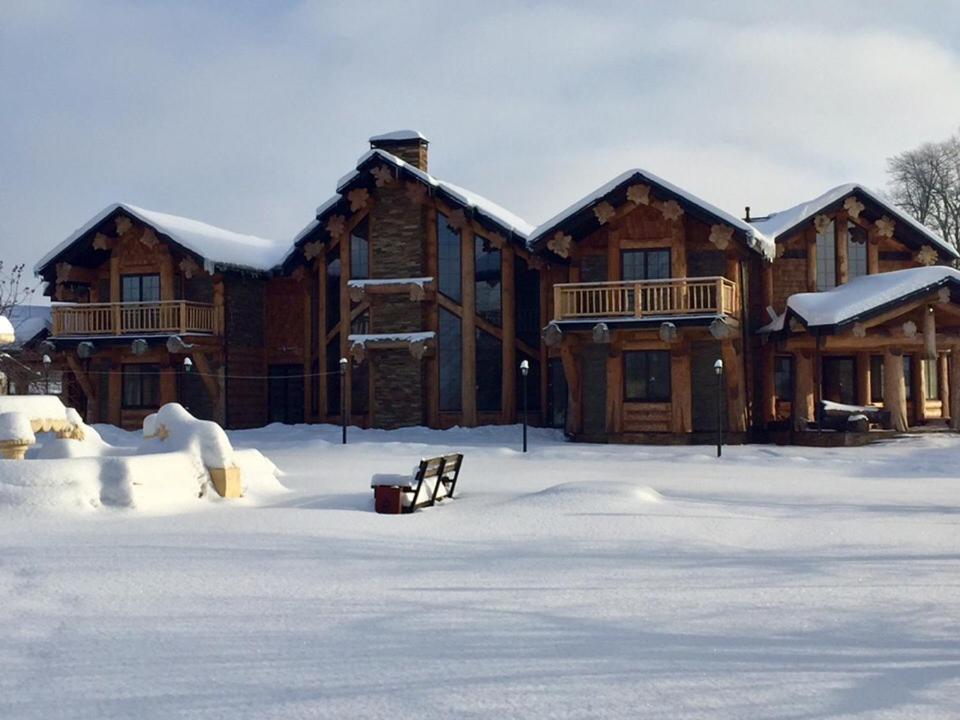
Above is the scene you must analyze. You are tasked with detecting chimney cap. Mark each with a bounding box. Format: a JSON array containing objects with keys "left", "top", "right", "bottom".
[{"left": 369, "top": 129, "right": 429, "bottom": 145}]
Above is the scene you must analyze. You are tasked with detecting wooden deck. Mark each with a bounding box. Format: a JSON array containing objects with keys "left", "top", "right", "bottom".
[
  {"left": 51, "top": 301, "right": 223, "bottom": 337},
  {"left": 553, "top": 277, "right": 738, "bottom": 321}
]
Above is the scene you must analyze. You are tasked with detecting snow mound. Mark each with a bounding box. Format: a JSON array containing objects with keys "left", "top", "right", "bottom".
[
  {"left": 142, "top": 403, "right": 235, "bottom": 468},
  {"left": 524, "top": 481, "right": 663, "bottom": 508},
  {"left": 0, "top": 412, "right": 35, "bottom": 443}
]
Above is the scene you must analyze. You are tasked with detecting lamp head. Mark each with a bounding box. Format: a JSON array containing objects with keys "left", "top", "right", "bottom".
[
  {"left": 520, "top": 359, "right": 529, "bottom": 376},
  {"left": 183, "top": 357, "right": 193, "bottom": 372},
  {"left": 42, "top": 354, "right": 52, "bottom": 366},
  {"left": 713, "top": 358, "right": 724, "bottom": 375},
  {"left": 339, "top": 357, "right": 349, "bottom": 369}
]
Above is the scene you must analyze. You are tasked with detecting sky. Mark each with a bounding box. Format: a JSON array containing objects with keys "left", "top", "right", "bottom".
[{"left": 2, "top": 0, "right": 960, "bottom": 284}]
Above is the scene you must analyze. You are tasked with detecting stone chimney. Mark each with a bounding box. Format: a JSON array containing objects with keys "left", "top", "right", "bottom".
[{"left": 369, "top": 130, "right": 429, "bottom": 171}]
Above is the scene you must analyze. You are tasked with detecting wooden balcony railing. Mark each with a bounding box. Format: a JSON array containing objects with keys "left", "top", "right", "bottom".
[
  {"left": 51, "top": 301, "right": 223, "bottom": 337},
  {"left": 553, "top": 277, "right": 739, "bottom": 321}
]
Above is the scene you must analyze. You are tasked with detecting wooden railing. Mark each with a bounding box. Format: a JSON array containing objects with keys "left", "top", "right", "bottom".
[
  {"left": 51, "top": 301, "right": 223, "bottom": 337},
  {"left": 553, "top": 277, "right": 739, "bottom": 321}
]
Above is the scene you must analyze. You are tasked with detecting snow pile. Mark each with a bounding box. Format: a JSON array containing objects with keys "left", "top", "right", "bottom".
[
  {"left": 0, "top": 394, "right": 74, "bottom": 421},
  {"left": 142, "top": 403, "right": 235, "bottom": 469},
  {"left": 0, "top": 411, "right": 35, "bottom": 443},
  {"left": 369, "top": 129, "right": 427, "bottom": 142}
]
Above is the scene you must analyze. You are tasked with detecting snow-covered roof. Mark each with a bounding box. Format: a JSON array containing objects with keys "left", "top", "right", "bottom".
[
  {"left": 369, "top": 130, "right": 428, "bottom": 143},
  {"left": 4, "top": 305, "right": 51, "bottom": 348},
  {"left": 751, "top": 183, "right": 959, "bottom": 259},
  {"left": 344, "top": 150, "right": 535, "bottom": 238},
  {"left": 529, "top": 169, "right": 773, "bottom": 260},
  {"left": 778, "top": 265, "right": 960, "bottom": 330},
  {"left": 35, "top": 203, "right": 289, "bottom": 275}
]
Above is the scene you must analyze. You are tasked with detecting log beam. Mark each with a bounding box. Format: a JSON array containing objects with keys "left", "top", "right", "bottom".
[
  {"left": 793, "top": 351, "right": 814, "bottom": 431},
  {"left": 884, "top": 350, "right": 908, "bottom": 431}
]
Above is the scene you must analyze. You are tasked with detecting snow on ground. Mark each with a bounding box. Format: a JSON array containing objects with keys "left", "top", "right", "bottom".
[{"left": 1, "top": 424, "right": 959, "bottom": 719}]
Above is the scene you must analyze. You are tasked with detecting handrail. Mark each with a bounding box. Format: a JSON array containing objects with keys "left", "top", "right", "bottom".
[
  {"left": 553, "top": 276, "right": 739, "bottom": 321},
  {"left": 51, "top": 300, "right": 222, "bottom": 337}
]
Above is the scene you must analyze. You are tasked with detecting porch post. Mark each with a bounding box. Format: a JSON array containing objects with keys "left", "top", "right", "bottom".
[
  {"left": 793, "top": 351, "right": 814, "bottom": 431},
  {"left": 949, "top": 349, "right": 960, "bottom": 431},
  {"left": 884, "top": 350, "right": 908, "bottom": 432}
]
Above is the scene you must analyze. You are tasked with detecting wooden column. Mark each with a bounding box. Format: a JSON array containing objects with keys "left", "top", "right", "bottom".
[
  {"left": 949, "top": 350, "right": 960, "bottom": 430},
  {"left": 560, "top": 343, "right": 581, "bottom": 436},
  {"left": 721, "top": 340, "right": 747, "bottom": 433},
  {"left": 607, "top": 231, "right": 622, "bottom": 281},
  {"left": 605, "top": 349, "right": 623, "bottom": 434},
  {"left": 460, "top": 227, "right": 477, "bottom": 426},
  {"left": 884, "top": 350, "right": 908, "bottom": 431},
  {"left": 317, "top": 253, "right": 327, "bottom": 420},
  {"left": 867, "top": 230, "right": 880, "bottom": 275},
  {"left": 671, "top": 344, "right": 692, "bottom": 433},
  {"left": 302, "top": 281, "right": 312, "bottom": 421},
  {"left": 938, "top": 353, "right": 950, "bottom": 421},
  {"left": 835, "top": 212, "right": 849, "bottom": 285},
  {"left": 159, "top": 366, "right": 176, "bottom": 405},
  {"left": 762, "top": 263, "right": 774, "bottom": 311},
  {"left": 110, "top": 256, "right": 120, "bottom": 302},
  {"left": 66, "top": 355, "right": 97, "bottom": 423},
  {"left": 160, "top": 252, "right": 175, "bottom": 301},
  {"left": 425, "top": 206, "right": 440, "bottom": 427},
  {"left": 502, "top": 245, "right": 517, "bottom": 423},
  {"left": 856, "top": 352, "right": 870, "bottom": 405},
  {"left": 912, "top": 352, "right": 927, "bottom": 425},
  {"left": 793, "top": 351, "right": 814, "bottom": 431}
]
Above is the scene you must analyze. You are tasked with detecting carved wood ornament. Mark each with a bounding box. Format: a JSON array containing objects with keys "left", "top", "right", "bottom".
[
  {"left": 115, "top": 216, "right": 133, "bottom": 236},
  {"left": 593, "top": 201, "right": 615, "bottom": 225},
  {"left": 326, "top": 215, "right": 347, "bottom": 239},
  {"left": 347, "top": 188, "right": 370, "bottom": 212},
  {"left": 303, "top": 240, "right": 323, "bottom": 261},
  {"left": 659, "top": 200, "right": 684, "bottom": 222},
  {"left": 709, "top": 224, "right": 734, "bottom": 251},
  {"left": 843, "top": 196, "right": 865, "bottom": 221},
  {"left": 92, "top": 233, "right": 114, "bottom": 251},
  {"left": 446, "top": 209, "right": 468, "bottom": 232},
  {"left": 626, "top": 183, "right": 651, "bottom": 206},
  {"left": 139, "top": 228, "right": 159, "bottom": 249},
  {"left": 875, "top": 216, "right": 895, "bottom": 238},
  {"left": 547, "top": 232, "right": 572, "bottom": 258},
  {"left": 915, "top": 246, "right": 938, "bottom": 266},
  {"left": 370, "top": 165, "right": 394, "bottom": 187},
  {"left": 179, "top": 256, "right": 201, "bottom": 279},
  {"left": 813, "top": 214, "right": 833, "bottom": 235}
]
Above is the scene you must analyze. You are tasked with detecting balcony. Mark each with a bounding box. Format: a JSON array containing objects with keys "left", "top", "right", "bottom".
[
  {"left": 553, "top": 277, "right": 739, "bottom": 322},
  {"left": 51, "top": 301, "right": 223, "bottom": 338}
]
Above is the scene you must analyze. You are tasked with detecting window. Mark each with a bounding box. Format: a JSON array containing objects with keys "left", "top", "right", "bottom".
[
  {"left": 326, "top": 246, "right": 341, "bottom": 333},
  {"left": 437, "top": 213, "right": 461, "bottom": 302},
  {"left": 439, "top": 308, "right": 462, "bottom": 411},
  {"left": 122, "top": 364, "right": 159, "bottom": 408},
  {"left": 624, "top": 351, "right": 671, "bottom": 401},
  {"left": 475, "top": 236, "right": 502, "bottom": 326},
  {"left": 816, "top": 220, "right": 836, "bottom": 290},
  {"left": 903, "top": 355, "right": 913, "bottom": 401},
  {"left": 923, "top": 358, "right": 939, "bottom": 401},
  {"left": 774, "top": 356, "right": 794, "bottom": 401},
  {"left": 848, "top": 221, "right": 868, "bottom": 280},
  {"left": 622, "top": 249, "right": 671, "bottom": 281},
  {"left": 870, "top": 355, "right": 884, "bottom": 402},
  {"left": 547, "top": 358, "right": 568, "bottom": 428},
  {"left": 122, "top": 274, "right": 160, "bottom": 302},
  {"left": 350, "top": 217, "right": 369, "bottom": 279},
  {"left": 822, "top": 356, "right": 855, "bottom": 405},
  {"left": 515, "top": 257, "right": 541, "bottom": 348},
  {"left": 351, "top": 311, "right": 370, "bottom": 414},
  {"left": 476, "top": 330, "right": 502, "bottom": 412}
]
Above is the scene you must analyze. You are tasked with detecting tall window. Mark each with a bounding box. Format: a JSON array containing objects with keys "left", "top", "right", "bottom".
[
  {"left": 622, "top": 249, "right": 671, "bottom": 281},
  {"left": 122, "top": 274, "right": 160, "bottom": 302},
  {"left": 326, "top": 246, "right": 341, "bottom": 333},
  {"left": 870, "top": 355, "right": 884, "bottom": 402},
  {"left": 350, "top": 218, "right": 369, "bottom": 279},
  {"left": 903, "top": 355, "right": 913, "bottom": 401},
  {"left": 923, "top": 358, "right": 939, "bottom": 400},
  {"left": 848, "top": 222, "right": 868, "bottom": 281},
  {"left": 439, "top": 308, "right": 462, "bottom": 411},
  {"left": 774, "top": 356, "right": 794, "bottom": 402},
  {"left": 122, "top": 364, "right": 159, "bottom": 408},
  {"left": 816, "top": 220, "right": 836, "bottom": 291},
  {"left": 476, "top": 330, "right": 502, "bottom": 412},
  {"left": 475, "top": 236, "right": 502, "bottom": 326},
  {"left": 437, "top": 213, "right": 461, "bottom": 302},
  {"left": 547, "top": 358, "right": 567, "bottom": 428},
  {"left": 515, "top": 257, "right": 541, "bottom": 347},
  {"left": 624, "top": 351, "right": 671, "bottom": 402}
]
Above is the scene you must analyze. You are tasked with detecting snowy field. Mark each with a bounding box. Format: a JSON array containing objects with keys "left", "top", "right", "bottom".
[{"left": 1, "top": 424, "right": 959, "bottom": 719}]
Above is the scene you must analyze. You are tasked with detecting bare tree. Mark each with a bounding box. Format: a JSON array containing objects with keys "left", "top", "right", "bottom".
[
  {"left": 0, "top": 261, "right": 36, "bottom": 319},
  {"left": 887, "top": 130, "right": 960, "bottom": 250}
]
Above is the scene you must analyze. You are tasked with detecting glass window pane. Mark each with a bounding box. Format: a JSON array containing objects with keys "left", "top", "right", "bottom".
[
  {"left": 848, "top": 222, "right": 868, "bottom": 280},
  {"left": 141, "top": 275, "right": 160, "bottom": 302},
  {"left": 350, "top": 218, "right": 369, "bottom": 279},
  {"left": 122, "top": 276, "right": 140, "bottom": 302},
  {"left": 870, "top": 355, "right": 884, "bottom": 402},
  {"left": 816, "top": 220, "right": 836, "bottom": 290},
  {"left": 622, "top": 249, "right": 671, "bottom": 281},
  {"left": 774, "top": 356, "right": 794, "bottom": 401},
  {"left": 475, "top": 329, "right": 502, "bottom": 412},
  {"left": 924, "top": 358, "right": 938, "bottom": 400},
  {"left": 437, "top": 213, "right": 461, "bottom": 302},
  {"left": 647, "top": 250, "right": 671, "bottom": 280},
  {"left": 624, "top": 351, "right": 671, "bottom": 401},
  {"left": 439, "top": 308, "right": 462, "bottom": 411},
  {"left": 475, "top": 236, "right": 501, "bottom": 326},
  {"left": 903, "top": 356, "right": 913, "bottom": 400},
  {"left": 515, "top": 257, "right": 541, "bottom": 348}
]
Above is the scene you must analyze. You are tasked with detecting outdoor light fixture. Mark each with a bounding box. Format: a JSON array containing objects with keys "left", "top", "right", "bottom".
[
  {"left": 42, "top": 354, "right": 52, "bottom": 395},
  {"left": 520, "top": 360, "right": 530, "bottom": 453},
  {"left": 183, "top": 357, "right": 193, "bottom": 373},
  {"left": 714, "top": 358, "right": 724, "bottom": 458},
  {"left": 340, "top": 357, "right": 349, "bottom": 445}
]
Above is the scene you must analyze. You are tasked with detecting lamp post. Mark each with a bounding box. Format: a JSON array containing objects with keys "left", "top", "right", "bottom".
[
  {"left": 183, "top": 357, "right": 193, "bottom": 373},
  {"left": 520, "top": 359, "right": 530, "bottom": 453},
  {"left": 339, "top": 357, "right": 348, "bottom": 445},
  {"left": 42, "top": 354, "right": 51, "bottom": 395},
  {"left": 714, "top": 358, "right": 724, "bottom": 458}
]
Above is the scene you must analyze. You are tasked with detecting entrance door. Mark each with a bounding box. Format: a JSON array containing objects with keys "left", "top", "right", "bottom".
[
  {"left": 691, "top": 341, "right": 726, "bottom": 432},
  {"left": 268, "top": 364, "right": 304, "bottom": 424},
  {"left": 581, "top": 346, "right": 607, "bottom": 435},
  {"left": 822, "top": 357, "right": 856, "bottom": 405}
]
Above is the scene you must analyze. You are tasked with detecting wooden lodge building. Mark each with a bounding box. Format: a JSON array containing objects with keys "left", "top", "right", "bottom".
[{"left": 32, "top": 131, "right": 960, "bottom": 441}]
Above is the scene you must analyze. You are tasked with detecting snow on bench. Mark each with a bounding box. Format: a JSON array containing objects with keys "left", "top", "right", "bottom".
[
  {"left": 371, "top": 453, "right": 464, "bottom": 514},
  {"left": 0, "top": 395, "right": 86, "bottom": 441}
]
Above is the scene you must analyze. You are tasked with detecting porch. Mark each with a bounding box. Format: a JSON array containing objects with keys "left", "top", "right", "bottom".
[{"left": 553, "top": 277, "right": 739, "bottom": 322}]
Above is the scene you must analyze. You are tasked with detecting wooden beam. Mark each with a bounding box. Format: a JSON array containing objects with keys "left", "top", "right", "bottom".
[
  {"left": 339, "top": 215, "right": 352, "bottom": 420},
  {"left": 671, "top": 343, "right": 692, "bottom": 433},
  {"left": 912, "top": 352, "right": 927, "bottom": 425},
  {"left": 761, "top": 343, "right": 776, "bottom": 424},
  {"left": 560, "top": 343, "right": 582, "bottom": 436},
  {"left": 65, "top": 355, "right": 96, "bottom": 420},
  {"left": 461, "top": 225, "right": 477, "bottom": 426},
  {"left": 836, "top": 211, "right": 849, "bottom": 285},
  {"left": 317, "top": 252, "right": 327, "bottom": 419},
  {"left": 867, "top": 228, "right": 880, "bottom": 275},
  {"left": 805, "top": 228, "right": 817, "bottom": 292},
  {"left": 191, "top": 351, "right": 222, "bottom": 420},
  {"left": 793, "top": 351, "right": 814, "bottom": 431},
  {"left": 721, "top": 340, "right": 747, "bottom": 432},
  {"left": 856, "top": 352, "right": 870, "bottom": 405},
  {"left": 950, "top": 350, "right": 960, "bottom": 430}
]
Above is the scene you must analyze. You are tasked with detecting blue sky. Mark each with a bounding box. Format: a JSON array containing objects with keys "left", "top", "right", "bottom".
[{"left": 2, "top": 1, "right": 960, "bottom": 279}]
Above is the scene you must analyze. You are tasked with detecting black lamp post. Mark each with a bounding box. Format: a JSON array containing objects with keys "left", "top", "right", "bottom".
[
  {"left": 42, "top": 354, "right": 51, "bottom": 395},
  {"left": 714, "top": 358, "right": 724, "bottom": 458},
  {"left": 520, "top": 359, "right": 529, "bottom": 453},
  {"left": 339, "top": 357, "right": 348, "bottom": 445}
]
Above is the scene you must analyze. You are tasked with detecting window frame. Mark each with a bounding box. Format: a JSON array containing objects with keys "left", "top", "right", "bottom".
[
  {"left": 621, "top": 248, "right": 672, "bottom": 282},
  {"left": 349, "top": 217, "right": 370, "bottom": 280},
  {"left": 623, "top": 350, "right": 671, "bottom": 402},
  {"left": 121, "top": 274, "right": 161, "bottom": 303},
  {"left": 774, "top": 355, "right": 795, "bottom": 402},
  {"left": 121, "top": 363, "right": 160, "bottom": 409}
]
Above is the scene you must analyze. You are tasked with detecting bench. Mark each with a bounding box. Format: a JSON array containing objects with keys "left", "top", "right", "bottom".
[{"left": 371, "top": 453, "right": 464, "bottom": 514}]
